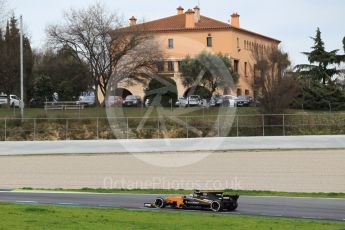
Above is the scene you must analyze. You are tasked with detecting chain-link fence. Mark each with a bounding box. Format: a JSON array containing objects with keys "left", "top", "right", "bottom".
[{"left": 1, "top": 113, "right": 345, "bottom": 141}]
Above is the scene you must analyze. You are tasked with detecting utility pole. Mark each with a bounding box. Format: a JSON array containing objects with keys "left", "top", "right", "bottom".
[{"left": 20, "top": 15, "right": 24, "bottom": 121}]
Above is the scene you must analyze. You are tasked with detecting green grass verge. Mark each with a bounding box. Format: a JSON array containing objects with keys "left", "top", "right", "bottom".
[
  {"left": 0, "top": 203, "right": 343, "bottom": 230},
  {"left": 19, "top": 188, "right": 345, "bottom": 199}
]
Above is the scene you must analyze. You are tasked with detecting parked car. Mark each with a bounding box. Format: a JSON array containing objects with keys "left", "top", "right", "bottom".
[
  {"left": 200, "top": 99, "right": 209, "bottom": 107},
  {"left": 236, "top": 96, "right": 251, "bottom": 107},
  {"left": 107, "top": 96, "right": 123, "bottom": 107},
  {"left": 0, "top": 94, "right": 21, "bottom": 107},
  {"left": 222, "top": 95, "right": 237, "bottom": 107},
  {"left": 29, "top": 98, "right": 45, "bottom": 108},
  {"left": 0, "top": 95, "right": 7, "bottom": 106},
  {"left": 77, "top": 91, "right": 95, "bottom": 106},
  {"left": 186, "top": 95, "right": 201, "bottom": 107},
  {"left": 210, "top": 95, "right": 223, "bottom": 107},
  {"left": 123, "top": 95, "right": 142, "bottom": 107},
  {"left": 176, "top": 97, "right": 186, "bottom": 107}
]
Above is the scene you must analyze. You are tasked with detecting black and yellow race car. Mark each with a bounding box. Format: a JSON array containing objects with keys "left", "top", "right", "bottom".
[{"left": 145, "top": 190, "right": 239, "bottom": 212}]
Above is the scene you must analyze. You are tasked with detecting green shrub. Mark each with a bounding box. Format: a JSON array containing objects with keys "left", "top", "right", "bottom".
[{"left": 144, "top": 77, "right": 178, "bottom": 107}]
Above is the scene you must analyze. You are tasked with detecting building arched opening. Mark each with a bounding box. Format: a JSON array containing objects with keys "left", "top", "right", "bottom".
[
  {"left": 114, "top": 88, "right": 133, "bottom": 99},
  {"left": 184, "top": 86, "right": 212, "bottom": 99}
]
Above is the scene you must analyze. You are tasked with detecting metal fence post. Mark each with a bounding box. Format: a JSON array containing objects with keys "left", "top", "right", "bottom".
[
  {"left": 236, "top": 115, "right": 239, "bottom": 137},
  {"left": 217, "top": 118, "right": 220, "bottom": 137},
  {"left": 126, "top": 117, "right": 129, "bottom": 139},
  {"left": 282, "top": 114, "right": 286, "bottom": 136},
  {"left": 157, "top": 119, "right": 160, "bottom": 139},
  {"left": 33, "top": 118, "right": 36, "bottom": 141},
  {"left": 262, "top": 114, "right": 265, "bottom": 136},
  {"left": 186, "top": 117, "right": 189, "bottom": 138},
  {"left": 4, "top": 119, "right": 6, "bottom": 141},
  {"left": 96, "top": 117, "right": 99, "bottom": 140},
  {"left": 65, "top": 119, "right": 68, "bottom": 140}
]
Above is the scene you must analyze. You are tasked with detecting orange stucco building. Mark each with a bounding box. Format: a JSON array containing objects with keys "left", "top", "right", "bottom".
[{"left": 118, "top": 6, "right": 280, "bottom": 100}]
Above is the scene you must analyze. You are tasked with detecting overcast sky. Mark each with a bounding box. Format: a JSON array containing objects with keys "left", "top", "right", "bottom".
[{"left": 7, "top": 0, "right": 345, "bottom": 65}]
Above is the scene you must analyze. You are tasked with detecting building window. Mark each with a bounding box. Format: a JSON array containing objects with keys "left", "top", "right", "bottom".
[
  {"left": 168, "top": 61, "right": 174, "bottom": 72},
  {"left": 156, "top": 62, "right": 164, "bottom": 72},
  {"left": 237, "top": 88, "right": 242, "bottom": 96},
  {"left": 244, "top": 62, "right": 248, "bottom": 77},
  {"left": 245, "top": 90, "right": 250, "bottom": 96},
  {"left": 234, "top": 60, "right": 239, "bottom": 73},
  {"left": 207, "top": 36, "right": 213, "bottom": 47},
  {"left": 237, "top": 38, "right": 240, "bottom": 48},
  {"left": 168, "top": 39, "right": 174, "bottom": 49}
]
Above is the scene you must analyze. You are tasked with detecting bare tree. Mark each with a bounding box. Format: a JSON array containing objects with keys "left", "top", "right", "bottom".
[
  {"left": 47, "top": 3, "right": 162, "bottom": 105},
  {"left": 253, "top": 47, "right": 300, "bottom": 114}
]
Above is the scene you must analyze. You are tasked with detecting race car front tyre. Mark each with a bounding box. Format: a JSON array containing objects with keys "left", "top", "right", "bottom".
[
  {"left": 154, "top": 198, "right": 166, "bottom": 208},
  {"left": 210, "top": 201, "right": 223, "bottom": 212}
]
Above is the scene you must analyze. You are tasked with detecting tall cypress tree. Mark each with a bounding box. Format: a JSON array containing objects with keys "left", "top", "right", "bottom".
[
  {"left": 0, "top": 28, "right": 3, "bottom": 94},
  {"left": 0, "top": 16, "right": 32, "bottom": 106},
  {"left": 295, "top": 29, "right": 345, "bottom": 110},
  {"left": 296, "top": 28, "right": 340, "bottom": 85},
  {"left": 0, "top": 17, "right": 19, "bottom": 105}
]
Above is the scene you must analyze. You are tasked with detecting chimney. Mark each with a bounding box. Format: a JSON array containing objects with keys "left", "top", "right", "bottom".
[
  {"left": 231, "top": 13, "right": 240, "bottom": 28},
  {"left": 129, "top": 16, "right": 137, "bottom": 26},
  {"left": 177, "top": 6, "right": 184, "bottom": 15},
  {"left": 193, "top": 5, "right": 200, "bottom": 23},
  {"left": 185, "top": 9, "right": 195, "bottom": 28}
]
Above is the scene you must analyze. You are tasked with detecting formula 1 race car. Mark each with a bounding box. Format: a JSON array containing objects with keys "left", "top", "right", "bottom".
[{"left": 145, "top": 190, "right": 239, "bottom": 212}]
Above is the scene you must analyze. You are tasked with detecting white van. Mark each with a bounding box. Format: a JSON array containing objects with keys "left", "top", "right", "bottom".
[
  {"left": 0, "top": 94, "right": 21, "bottom": 107},
  {"left": 77, "top": 91, "right": 95, "bottom": 106},
  {"left": 0, "top": 95, "right": 7, "bottom": 105},
  {"left": 186, "top": 95, "right": 201, "bottom": 107}
]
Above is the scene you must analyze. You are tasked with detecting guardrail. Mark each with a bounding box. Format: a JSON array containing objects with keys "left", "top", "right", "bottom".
[{"left": 0, "top": 113, "right": 345, "bottom": 141}]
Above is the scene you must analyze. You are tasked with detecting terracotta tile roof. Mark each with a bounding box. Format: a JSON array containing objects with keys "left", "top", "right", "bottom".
[
  {"left": 136, "top": 14, "right": 231, "bottom": 31},
  {"left": 122, "top": 14, "right": 280, "bottom": 43}
]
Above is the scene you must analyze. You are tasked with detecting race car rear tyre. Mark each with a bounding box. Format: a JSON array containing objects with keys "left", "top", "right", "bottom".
[
  {"left": 154, "top": 198, "right": 166, "bottom": 208},
  {"left": 228, "top": 201, "right": 238, "bottom": 211},
  {"left": 210, "top": 201, "right": 223, "bottom": 212}
]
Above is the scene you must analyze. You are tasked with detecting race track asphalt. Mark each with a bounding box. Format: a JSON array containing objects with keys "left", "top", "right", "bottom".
[{"left": 0, "top": 191, "right": 344, "bottom": 221}]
